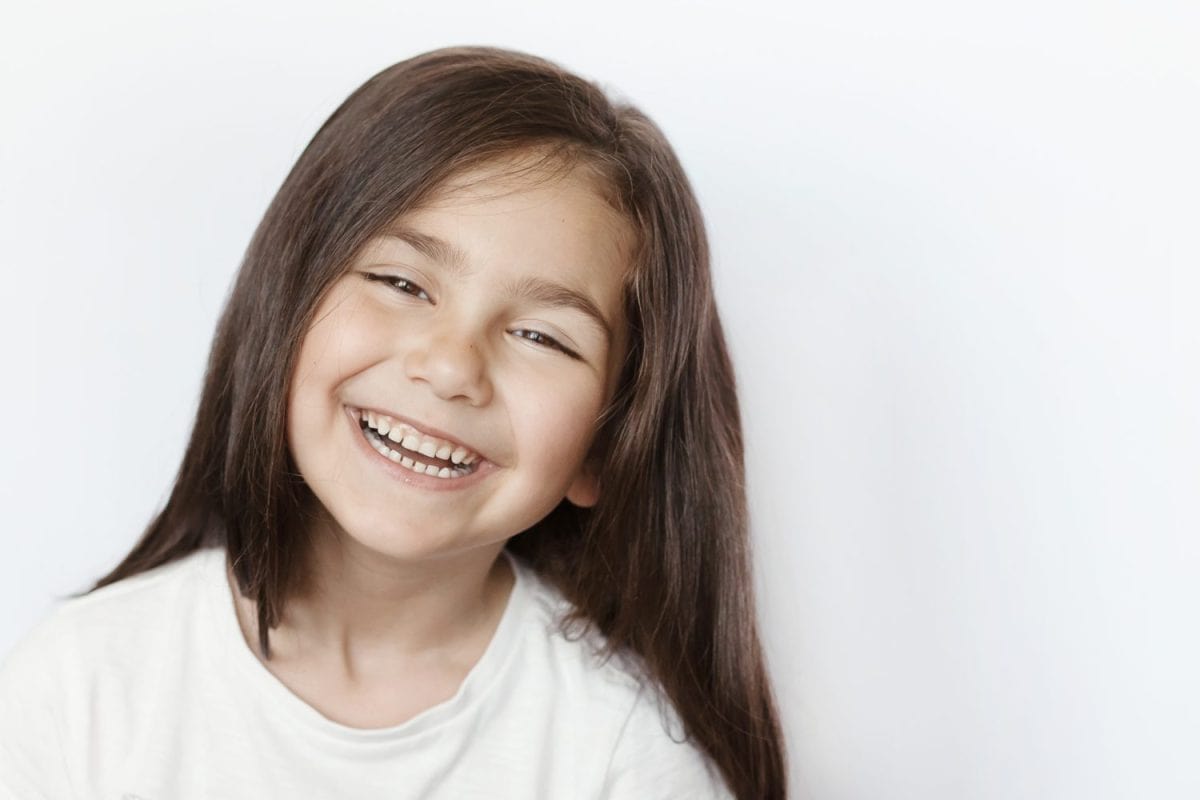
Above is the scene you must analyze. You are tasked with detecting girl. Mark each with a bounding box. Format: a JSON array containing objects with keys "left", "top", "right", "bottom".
[{"left": 0, "top": 46, "right": 787, "bottom": 799}]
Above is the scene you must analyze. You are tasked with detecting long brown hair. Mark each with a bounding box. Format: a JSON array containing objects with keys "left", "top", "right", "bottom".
[{"left": 91, "top": 46, "right": 787, "bottom": 798}]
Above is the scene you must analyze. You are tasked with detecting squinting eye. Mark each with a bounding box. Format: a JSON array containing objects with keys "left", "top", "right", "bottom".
[
  {"left": 364, "top": 272, "right": 431, "bottom": 302},
  {"left": 511, "top": 329, "right": 580, "bottom": 360}
]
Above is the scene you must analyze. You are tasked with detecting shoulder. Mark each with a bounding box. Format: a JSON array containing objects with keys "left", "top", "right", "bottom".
[
  {"left": 507, "top": 556, "right": 734, "bottom": 799},
  {"left": 0, "top": 547, "right": 222, "bottom": 796},
  {"left": 2, "top": 548, "right": 216, "bottom": 671},
  {"left": 599, "top": 680, "right": 735, "bottom": 799},
  {"left": 0, "top": 547, "right": 226, "bottom": 726},
  {"left": 1, "top": 548, "right": 220, "bottom": 675},
  {"left": 508, "top": 555, "right": 648, "bottom": 703}
]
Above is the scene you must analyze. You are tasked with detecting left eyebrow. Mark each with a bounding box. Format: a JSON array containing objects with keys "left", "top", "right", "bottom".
[{"left": 501, "top": 275, "right": 613, "bottom": 348}]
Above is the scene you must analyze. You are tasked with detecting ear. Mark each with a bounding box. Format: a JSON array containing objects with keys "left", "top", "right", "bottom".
[{"left": 564, "top": 459, "right": 600, "bottom": 508}]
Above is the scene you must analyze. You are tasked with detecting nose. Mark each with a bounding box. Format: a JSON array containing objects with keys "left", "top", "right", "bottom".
[{"left": 403, "top": 323, "right": 493, "bottom": 407}]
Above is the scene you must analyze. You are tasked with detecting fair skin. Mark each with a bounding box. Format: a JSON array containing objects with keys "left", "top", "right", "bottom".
[{"left": 229, "top": 153, "right": 633, "bottom": 728}]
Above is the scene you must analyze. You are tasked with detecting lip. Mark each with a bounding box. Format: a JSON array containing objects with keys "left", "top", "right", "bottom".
[{"left": 344, "top": 405, "right": 497, "bottom": 491}]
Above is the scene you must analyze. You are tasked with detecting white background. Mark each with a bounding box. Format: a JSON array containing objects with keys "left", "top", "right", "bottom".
[{"left": 1, "top": 1, "right": 1197, "bottom": 798}]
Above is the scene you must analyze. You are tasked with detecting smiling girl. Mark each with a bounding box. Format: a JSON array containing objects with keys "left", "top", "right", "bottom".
[{"left": 0, "top": 47, "right": 787, "bottom": 799}]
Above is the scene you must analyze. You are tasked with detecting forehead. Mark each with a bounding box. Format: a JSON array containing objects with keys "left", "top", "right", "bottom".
[
  {"left": 393, "top": 153, "right": 635, "bottom": 300},
  {"left": 418, "top": 155, "right": 631, "bottom": 247}
]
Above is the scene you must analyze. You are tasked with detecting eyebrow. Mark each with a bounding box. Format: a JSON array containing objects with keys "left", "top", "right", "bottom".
[
  {"left": 381, "top": 225, "right": 472, "bottom": 275},
  {"left": 500, "top": 275, "right": 613, "bottom": 346},
  {"left": 379, "top": 224, "right": 614, "bottom": 346}
]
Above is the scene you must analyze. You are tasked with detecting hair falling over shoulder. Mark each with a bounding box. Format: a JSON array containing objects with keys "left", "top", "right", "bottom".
[{"left": 89, "top": 46, "right": 788, "bottom": 798}]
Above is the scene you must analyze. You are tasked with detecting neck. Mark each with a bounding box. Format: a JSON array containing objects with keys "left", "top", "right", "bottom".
[{"left": 229, "top": 515, "right": 515, "bottom": 676}]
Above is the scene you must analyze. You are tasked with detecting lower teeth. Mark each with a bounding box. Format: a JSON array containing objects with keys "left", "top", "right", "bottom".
[{"left": 363, "top": 426, "right": 472, "bottom": 479}]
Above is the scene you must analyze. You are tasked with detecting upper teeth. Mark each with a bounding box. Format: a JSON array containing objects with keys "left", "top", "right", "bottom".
[{"left": 362, "top": 410, "right": 479, "bottom": 465}]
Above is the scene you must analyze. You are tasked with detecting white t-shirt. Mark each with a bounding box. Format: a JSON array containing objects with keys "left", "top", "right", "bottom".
[{"left": 0, "top": 547, "right": 731, "bottom": 799}]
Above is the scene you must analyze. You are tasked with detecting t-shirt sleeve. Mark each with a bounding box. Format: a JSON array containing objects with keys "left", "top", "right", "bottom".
[
  {"left": 599, "top": 684, "right": 735, "bottom": 800},
  {"left": 0, "top": 615, "right": 79, "bottom": 799}
]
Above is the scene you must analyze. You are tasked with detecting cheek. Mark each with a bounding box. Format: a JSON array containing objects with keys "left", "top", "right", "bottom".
[
  {"left": 285, "top": 302, "right": 371, "bottom": 447},
  {"left": 292, "top": 298, "right": 385, "bottom": 392},
  {"left": 511, "top": 383, "right": 603, "bottom": 467}
]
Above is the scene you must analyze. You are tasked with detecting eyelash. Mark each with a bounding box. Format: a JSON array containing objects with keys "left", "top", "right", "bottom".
[
  {"left": 363, "top": 272, "right": 581, "bottom": 359},
  {"left": 371, "top": 274, "right": 430, "bottom": 302},
  {"left": 510, "top": 329, "right": 578, "bottom": 358}
]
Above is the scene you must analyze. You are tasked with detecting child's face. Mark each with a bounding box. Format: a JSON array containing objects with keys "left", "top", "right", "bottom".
[{"left": 286, "top": 155, "right": 632, "bottom": 563}]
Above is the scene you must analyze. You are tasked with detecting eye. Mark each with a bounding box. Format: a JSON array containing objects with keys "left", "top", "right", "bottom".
[
  {"left": 511, "top": 328, "right": 581, "bottom": 360},
  {"left": 363, "top": 272, "right": 432, "bottom": 302}
]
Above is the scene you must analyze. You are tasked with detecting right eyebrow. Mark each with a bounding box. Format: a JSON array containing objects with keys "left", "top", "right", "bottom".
[{"left": 378, "top": 225, "right": 472, "bottom": 276}]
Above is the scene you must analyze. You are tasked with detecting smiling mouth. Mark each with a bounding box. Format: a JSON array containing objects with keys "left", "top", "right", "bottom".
[{"left": 359, "top": 419, "right": 479, "bottom": 479}]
